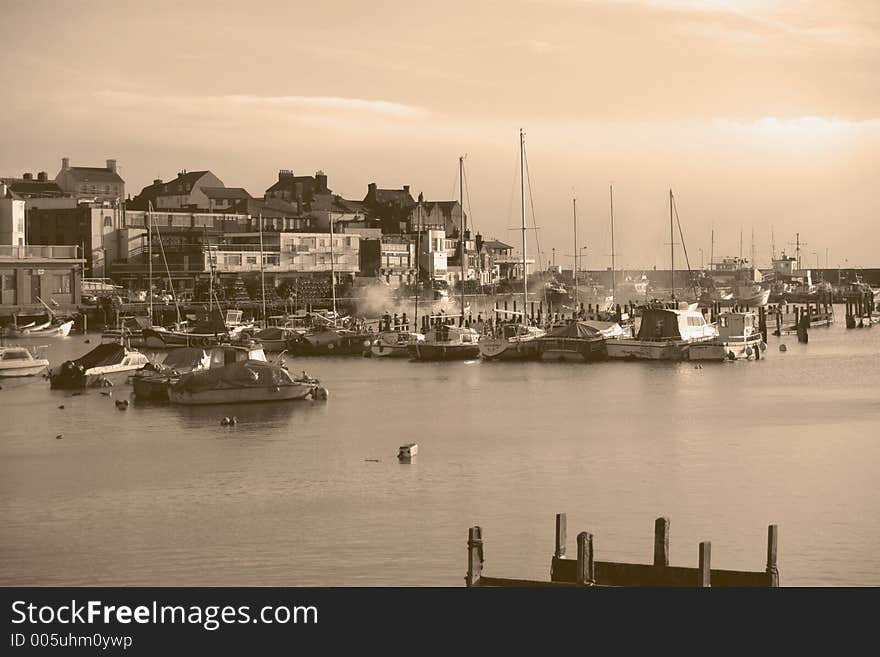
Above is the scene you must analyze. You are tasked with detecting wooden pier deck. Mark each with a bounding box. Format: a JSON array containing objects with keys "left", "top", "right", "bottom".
[{"left": 466, "top": 514, "right": 779, "bottom": 588}]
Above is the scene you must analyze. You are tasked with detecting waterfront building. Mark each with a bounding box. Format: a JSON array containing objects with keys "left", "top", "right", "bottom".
[
  {"left": 363, "top": 182, "right": 415, "bottom": 234},
  {"left": 55, "top": 157, "right": 124, "bottom": 204},
  {"left": 0, "top": 183, "right": 26, "bottom": 246},
  {"left": 359, "top": 235, "right": 417, "bottom": 288},
  {"left": 26, "top": 204, "right": 125, "bottom": 277},
  {"left": 0, "top": 172, "right": 66, "bottom": 206},
  {"left": 0, "top": 244, "right": 85, "bottom": 310}
]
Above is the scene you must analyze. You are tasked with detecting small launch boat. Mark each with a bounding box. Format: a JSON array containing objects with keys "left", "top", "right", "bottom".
[
  {"left": 409, "top": 323, "right": 480, "bottom": 361},
  {"left": 538, "top": 320, "right": 627, "bottom": 363}
]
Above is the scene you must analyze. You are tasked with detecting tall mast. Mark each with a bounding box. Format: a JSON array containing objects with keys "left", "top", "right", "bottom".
[
  {"left": 329, "top": 210, "right": 337, "bottom": 322},
  {"left": 610, "top": 184, "right": 615, "bottom": 301},
  {"left": 573, "top": 197, "right": 578, "bottom": 306},
  {"left": 148, "top": 202, "right": 154, "bottom": 325},
  {"left": 259, "top": 212, "right": 266, "bottom": 325},
  {"left": 459, "top": 155, "right": 466, "bottom": 324},
  {"left": 750, "top": 226, "right": 755, "bottom": 268},
  {"left": 519, "top": 129, "right": 528, "bottom": 326},
  {"left": 710, "top": 227, "right": 714, "bottom": 270},
  {"left": 669, "top": 189, "right": 675, "bottom": 301},
  {"left": 414, "top": 196, "right": 421, "bottom": 330}
]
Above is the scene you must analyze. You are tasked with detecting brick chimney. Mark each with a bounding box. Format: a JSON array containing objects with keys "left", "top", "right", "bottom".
[
  {"left": 0, "top": 182, "right": 7, "bottom": 198},
  {"left": 106, "top": 159, "right": 117, "bottom": 173},
  {"left": 37, "top": 171, "right": 48, "bottom": 181},
  {"left": 367, "top": 182, "right": 377, "bottom": 200},
  {"left": 279, "top": 169, "right": 294, "bottom": 181},
  {"left": 403, "top": 185, "right": 410, "bottom": 195},
  {"left": 315, "top": 170, "right": 328, "bottom": 194},
  {"left": 22, "top": 172, "right": 33, "bottom": 180},
  {"left": 153, "top": 179, "right": 163, "bottom": 185},
  {"left": 61, "top": 157, "right": 70, "bottom": 171}
]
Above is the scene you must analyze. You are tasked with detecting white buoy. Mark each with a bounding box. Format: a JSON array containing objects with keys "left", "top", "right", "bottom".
[{"left": 779, "top": 344, "right": 787, "bottom": 352}]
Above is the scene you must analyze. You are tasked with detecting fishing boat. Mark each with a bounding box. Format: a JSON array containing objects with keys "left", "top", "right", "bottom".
[
  {"left": 538, "top": 320, "right": 627, "bottom": 362},
  {"left": 142, "top": 309, "right": 248, "bottom": 348},
  {"left": 479, "top": 130, "right": 546, "bottom": 361},
  {"left": 479, "top": 320, "right": 545, "bottom": 360},
  {"left": 247, "top": 326, "right": 304, "bottom": 352},
  {"left": 409, "top": 321, "right": 480, "bottom": 361},
  {"left": 49, "top": 342, "right": 150, "bottom": 389},
  {"left": 370, "top": 328, "right": 425, "bottom": 358},
  {"left": 0, "top": 345, "right": 50, "bottom": 377},
  {"left": 690, "top": 311, "right": 765, "bottom": 361},
  {"left": 168, "top": 359, "right": 318, "bottom": 405},
  {"left": 131, "top": 347, "right": 213, "bottom": 400}
]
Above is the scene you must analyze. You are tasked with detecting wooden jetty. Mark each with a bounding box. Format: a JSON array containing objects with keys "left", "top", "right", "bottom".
[{"left": 465, "top": 514, "right": 779, "bottom": 587}]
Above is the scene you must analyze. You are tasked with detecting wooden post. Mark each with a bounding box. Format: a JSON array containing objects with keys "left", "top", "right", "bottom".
[
  {"left": 699, "top": 541, "right": 711, "bottom": 587},
  {"left": 555, "top": 513, "right": 567, "bottom": 558},
  {"left": 466, "top": 526, "right": 484, "bottom": 587},
  {"left": 766, "top": 524, "right": 779, "bottom": 587},
  {"left": 576, "top": 532, "right": 595, "bottom": 586},
  {"left": 653, "top": 517, "right": 670, "bottom": 566}
]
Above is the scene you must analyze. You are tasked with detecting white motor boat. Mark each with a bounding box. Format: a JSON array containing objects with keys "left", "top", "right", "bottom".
[
  {"left": 49, "top": 342, "right": 150, "bottom": 388},
  {"left": 606, "top": 303, "right": 717, "bottom": 361},
  {"left": 0, "top": 345, "right": 50, "bottom": 377}
]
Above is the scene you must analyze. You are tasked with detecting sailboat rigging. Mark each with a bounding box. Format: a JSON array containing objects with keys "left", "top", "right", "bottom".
[{"left": 478, "top": 129, "right": 546, "bottom": 360}]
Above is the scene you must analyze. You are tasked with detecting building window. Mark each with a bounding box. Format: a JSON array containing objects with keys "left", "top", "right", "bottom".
[
  {"left": 246, "top": 256, "right": 258, "bottom": 265},
  {"left": 103, "top": 216, "right": 112, "bottom": 228},
  {"left": 224, "top": 254, "right": 242, "bottom": 266},
  {"left": 53, "top": 274, "right": 71, "bottom": 294}
]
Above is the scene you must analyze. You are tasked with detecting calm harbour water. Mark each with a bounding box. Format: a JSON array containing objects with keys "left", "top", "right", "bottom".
[{"left": 1, "top": 308, "right": 879, "bottom": 586}]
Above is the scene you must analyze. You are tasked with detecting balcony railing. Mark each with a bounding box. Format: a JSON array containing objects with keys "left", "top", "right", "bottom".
[{"left": 0, "top": 245, "right": 81, "bottom": 260}]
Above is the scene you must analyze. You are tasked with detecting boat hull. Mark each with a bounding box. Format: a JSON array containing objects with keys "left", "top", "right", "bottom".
[
  {"left": 409, "top": 343, "right": 481, "bottom": 361},
  {"left": 370, "top": 342, "right": 412, "bottom": 358},
  {"left": 142, "top": 328, "right": 223, "bottom": 349},
  {"left": 132, "top": 374, "right": 176, "bottom": 400},
  {"left": 0, "top": 360, "right": 50, "bottom": 377},
  {"left": 5, "top": 320, "right": 74, "bottom": 338},
  {"left": 169, "top": 383, "right": 313, "bottom": 405},
  {"left": 605, "top": 339, "right": 689, "bottom": 361},
  {"left": 538, "top": 338, "right": 607, "bottom": 363},
  {"left": 479, "top": 337, "right": 542, "bottom": 361}
]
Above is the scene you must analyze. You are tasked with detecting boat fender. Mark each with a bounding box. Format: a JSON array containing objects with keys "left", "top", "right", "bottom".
[
  {"left": 313, "top": 386, "right": 329, "bottom": 401},
  {"left": 727, "top": 350, "right": 736, "bottom": 360},
  {"left": 779, "top": 344, "right": 787, "bottom": 352},
  {"left": 745, "top": 346, "right": 753, "bottom": 357},
  {"left": 327, "top": 343, "right": 334, "bottom": 351},
  {"left": 760, "top": 341, "right": 767, "bottom": 351}
]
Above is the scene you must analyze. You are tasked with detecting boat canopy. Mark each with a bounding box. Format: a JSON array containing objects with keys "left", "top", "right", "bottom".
[
  {"left": 255, "top": 327, "right": 286, "bottom": 341},
  {"left": 547, "top": 320, "right": 624, "bottom": 340},
  {"left": 636, "top": 308, "right": 682, "bottom": 340},
  {"left": 159, "top": 347, "right": 211, "bottom": 371},
  {"left": 71, "top": 343, "right": 129, "bottom": 369},
  {"left": 173, "top": 359, "right": 294, "bottom": 392}
]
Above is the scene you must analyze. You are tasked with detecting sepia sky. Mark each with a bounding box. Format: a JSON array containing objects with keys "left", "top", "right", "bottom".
[{"left": 1, "top": 0, "right": 878, "bottom": 270}]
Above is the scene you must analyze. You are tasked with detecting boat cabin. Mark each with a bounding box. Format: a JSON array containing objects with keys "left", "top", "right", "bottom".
[
  {"left": 429, "top": 323, "right": 478, "bottom": 344},
  {"left": 717, "top": 312, "right": 760, "bottom": 342},
  {"left": 637, "top": 306, "right": 716, "bottom": 342},
  {"left": 210, "top": 343, "right": 267, "bottom": 368}
]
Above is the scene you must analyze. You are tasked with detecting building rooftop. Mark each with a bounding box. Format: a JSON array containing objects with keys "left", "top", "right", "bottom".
[
  {"left": 65, "top": 167, "right": 124, "bottom": 185},
  {"left": 201, "top": 186, "right": 252, "bottom": 200}
]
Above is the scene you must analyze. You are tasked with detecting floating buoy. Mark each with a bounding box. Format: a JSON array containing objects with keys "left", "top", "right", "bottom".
[
  {"left": 84, "top": 339, "right": 91, "bottom": 344},
  {"left": 230, "top": 416, "right": 238, "bottom": 425},
  {"left": 694, "top": 364, "right": 703, "bottom": 369},
  {"left": 779, "top": 344, "right": 787, "bottom": 352},
  {"left": 313, "top": 386, "right": 329, "bottom": 401},
  {"left": 55, "top": 434, "right": 63, "bottom": 440},
  {"left": 220, "top": 416, "right": 231, "bottom": 426},
  {"left": 115, "top": 399, "right": 129, "bottom": 410},
  {"left": 58, "top": 405, "right": 65, "bottom": 409}
]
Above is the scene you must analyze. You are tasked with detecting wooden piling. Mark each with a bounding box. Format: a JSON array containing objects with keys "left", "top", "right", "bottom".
[
  {"left": 766, "top": 524, "right": 779, "bottom": 587},
  {"left": 555, "top": 513, "right": 567, "bottom": 558},
  {"left": 653, "top": 517, "right": 670, "bottom": 567},
  {"left": 699, "top": 541, "right": 711, "bottom": 587},
  {"left": 466, "top": 526, "right": 483, "bottom": 587},
  {"left": 576, "top": 532, "right": 595, "bottom": 586}
]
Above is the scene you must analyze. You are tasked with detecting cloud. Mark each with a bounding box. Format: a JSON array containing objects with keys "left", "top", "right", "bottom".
[{"left": 95, "top": 90, "right": 426, "bottom": 119}]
